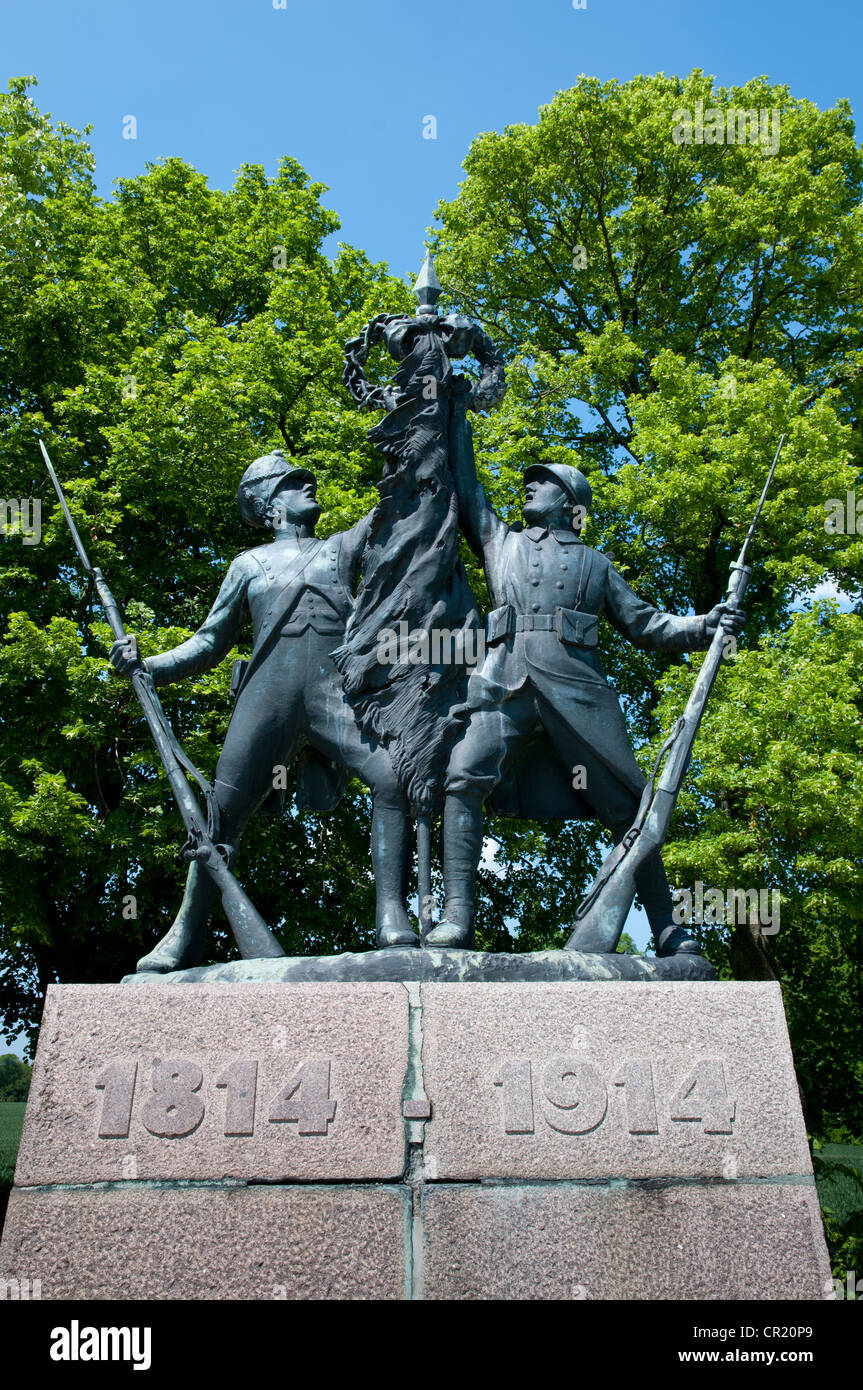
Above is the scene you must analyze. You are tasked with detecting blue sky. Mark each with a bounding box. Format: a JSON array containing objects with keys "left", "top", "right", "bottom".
[
  {"left": 4, "top": 0, "right": 861, "bottom": 282},
  {"left": 1, "top": 2, "right": 857, "bottom": 1033}
]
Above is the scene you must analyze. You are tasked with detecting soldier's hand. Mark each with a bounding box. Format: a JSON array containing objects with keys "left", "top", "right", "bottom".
[
  {"left": 449, "top": 379, "right": 473, "bottom": 438},
  {"left": 109, "top": 635, "right": 141, "bottom": 676},
  {"left": 704, "top": 602, "right": 746, "bottom": 639},
  {"left": 450, "top": 376, "right": 472, "bottom": 411}
]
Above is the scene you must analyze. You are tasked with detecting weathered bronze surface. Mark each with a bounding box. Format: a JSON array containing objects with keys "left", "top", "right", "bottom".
[{"left": 45, "top": 255, "right": 754, "bottom": 977}]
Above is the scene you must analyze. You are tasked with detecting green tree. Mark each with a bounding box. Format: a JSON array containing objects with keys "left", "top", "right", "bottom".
[
  {"left": 0, "top": 1054, "right": 31, "bottom": 1101},
  {"left": 2, "top": 72, "right": 862, "bottom": 1144},
  {"left": 432, "top": 71, "right": 862, "bottom": 1129},
  {"left": 0, "top": 77, "right": 411, "bottom": 1045}
]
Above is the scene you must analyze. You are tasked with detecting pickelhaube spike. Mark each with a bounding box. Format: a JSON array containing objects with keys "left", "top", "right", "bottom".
[{"left": 414, "top": 251, "right": 442, "bottom": 315}]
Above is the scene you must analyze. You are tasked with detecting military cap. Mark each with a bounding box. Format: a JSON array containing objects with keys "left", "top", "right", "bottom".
[
  {"left": 237, "top": 452, "right": 316, "bottom": 528},
  {"left": 523, "top": 462, "right": 592, "bottom": 513}
]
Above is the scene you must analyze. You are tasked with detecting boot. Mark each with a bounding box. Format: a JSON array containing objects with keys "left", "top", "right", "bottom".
[
  {"left": 136, "top": 860, "right": 217, "bottom": 973},
  {"left": 371, "top": 803, "right": 419, "bottom": 948},
  {"left": 636, "top": 850, "right": 700, "bottom": 957},
  {"left": 425, "top": 792, "right": 483, "bottom": 949}
]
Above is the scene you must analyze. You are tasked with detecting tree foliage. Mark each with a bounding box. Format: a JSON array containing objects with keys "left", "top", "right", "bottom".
[
  {"left": 432, "top": 71, "right": 862, "bottom": 1130},
  {"left": 0, "top": 1054, "right": 31, "bottom": 1101},
  {"left": 1, "top": 73, "right": 861, "bottom": 1139},
  {"left": 0, "top": 76, "right": 410, "bottom": 1044}
]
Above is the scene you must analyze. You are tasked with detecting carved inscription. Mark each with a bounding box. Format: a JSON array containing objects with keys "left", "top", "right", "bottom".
[
  {"left": 542, "top": 1056, "right": 607, "bottom": 1134},
  {"left": 95, "top": 1057, "right": 337, "bottom": 1139},
  {"left": 492, "top": 1060, "right": 534, "bottom": 1133},
  {"left": 94, "top": 1060, "right": 137, "bottom": 1138},
  {"left": 669, "top": 1058, "right": 736, "bottom": 1133},
  {"left": 140, "top": 1059, "right": 204, "bottom": 1138},
  {"left": 493, "top": 1057, "right": 735, "bottom": 1136},
  {"left": 215, "top": 1060, "right": 258, "bottom": 1136},
  {"left": 612, "top": 1058, "right": 659, "bottom": 1134},
  {"left": 268, "top": 1059, "right": 336, "bottom": 1135}
]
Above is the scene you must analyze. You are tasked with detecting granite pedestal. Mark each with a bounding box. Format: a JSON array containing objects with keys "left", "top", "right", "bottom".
[{"left": 0, "top": 977, "right": 831, "bottom": 1300}]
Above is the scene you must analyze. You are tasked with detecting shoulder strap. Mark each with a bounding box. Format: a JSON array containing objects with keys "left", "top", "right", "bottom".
[
  {"left": 575, "top": 545, "right": 594, "bottom": 611},
  {"left": 234, "top": 538, "right": 327, "bottom": 699}
]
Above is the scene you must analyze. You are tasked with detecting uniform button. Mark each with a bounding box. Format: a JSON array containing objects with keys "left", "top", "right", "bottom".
[
  {"left": 559, "top": 564, "right": 568, "bottom": 570},
  {"left": 531, "top": 603, "right": 540, "bottom": 613},
  {"left": 555, "top": 581, "right": 564, "bottom": 589},
  {"left": 531, "top": 579, "right": 540, "bottom": 586},
  {"left": 531, "top": 560, "right": 540, "bottom": 567}
]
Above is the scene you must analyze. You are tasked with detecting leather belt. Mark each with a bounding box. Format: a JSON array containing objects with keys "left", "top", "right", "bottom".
[
  {"left": 280, "top": 621, "right": 343, "bottom": 636},
  {"left": 515, "top": 614, "right": 556, "bottom": 631}
]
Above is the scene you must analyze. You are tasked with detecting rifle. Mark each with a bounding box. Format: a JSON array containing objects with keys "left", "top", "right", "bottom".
[
  {"left": 566, "top": 435, "right": 785, "bottom": 954},
  {"left": 40, "top": 440, "right": 284, "bottom": 962}
]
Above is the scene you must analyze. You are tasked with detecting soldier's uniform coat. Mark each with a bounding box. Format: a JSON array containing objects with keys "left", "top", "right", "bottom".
[
  {"left": 447, "top": 511, "right": 708, "bottom": 828},
  {"left": 146, "top": 518, "right": 404, "bottom": 837}
]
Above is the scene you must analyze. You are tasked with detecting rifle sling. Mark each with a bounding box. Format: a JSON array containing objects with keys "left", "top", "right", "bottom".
[
  {"left": 233, "top": 538, "right": 326, "bottom": 699},
  {"left": 575, "top": 717, "right": 686, "bottom": 917},
  {"left": 136, "top": 670, "right": 220, "bottom": 841}
]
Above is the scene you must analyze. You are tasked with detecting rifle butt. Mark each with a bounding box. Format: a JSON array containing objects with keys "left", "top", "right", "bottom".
[
  {"left": 208, "top": 855, "right": 285, "bottom": 960},
  {"left": 565, "top": 876, "right": 635, "bottom": 953},
  {"left": 567, "top": 786, "right": 679, "bottom": 952}
]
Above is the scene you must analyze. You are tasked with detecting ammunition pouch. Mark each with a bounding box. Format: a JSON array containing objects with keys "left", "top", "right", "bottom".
[
  {"left": 555, "top": 607, "right": 599, "bottom": 649},
  {"left": 485, "top": 604, "right": 516, "bottom": 645},
  {"left": 230, "top": 657, "right": 249, "bottom": 700}
]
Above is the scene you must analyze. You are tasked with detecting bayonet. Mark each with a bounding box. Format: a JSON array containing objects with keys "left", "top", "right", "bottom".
[
  {"left": 567, "top": 435, "right": 786, "bottom": 954},
  {"left": 40, "top": 440, "right": 283, "bottom": 964}
]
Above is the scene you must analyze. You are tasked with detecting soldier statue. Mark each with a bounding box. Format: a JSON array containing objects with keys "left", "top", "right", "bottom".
[
  {"left": 110, "top": 452, "right": 418, "bottom": 971},
  {"left": 425, "top": 386, "right": 746, "bottom": 954}
]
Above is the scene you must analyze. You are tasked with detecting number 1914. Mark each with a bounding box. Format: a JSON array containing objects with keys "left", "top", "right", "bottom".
[{"left": 493, "top": 1057, "right": 735, "bottom": 1136}]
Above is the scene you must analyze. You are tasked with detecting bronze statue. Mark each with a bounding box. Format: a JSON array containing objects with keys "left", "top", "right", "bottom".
[
  {"left": 427, "top": 386, "right": 746, "bottom": 954},
  {"left": 42, "top": 255, "right": 768, "bottom": 977},
  {"left": 110, "top": 454, "right": 418, "bottom": 970}
]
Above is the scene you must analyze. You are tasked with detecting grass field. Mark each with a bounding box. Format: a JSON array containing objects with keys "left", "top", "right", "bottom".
[
  {"left": 815, "top": 1143, "right": 863, "bottom": 1224},
  {"left": 0, "top": 1101, "right": 26, "bottom": 1229}
]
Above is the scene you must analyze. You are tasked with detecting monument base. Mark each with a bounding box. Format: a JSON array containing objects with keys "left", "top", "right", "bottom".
[
  {"left": 122, "top": 945, "right": 716, "bottom": 985},
  {"left": 1, "top": 979, "right": 830, "bottom": 1300}
]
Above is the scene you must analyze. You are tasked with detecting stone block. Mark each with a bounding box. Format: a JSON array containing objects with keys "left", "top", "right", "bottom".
[
  {"left": 1, "top": 1184, "right": 408, "bottom": 1300},
  {"left": 15, "top": 983, "right": 409, "bottom": 1184},
  {"left": 420, "top": 1182, "right": 831, "bottom": 1301},
  {"left": 420, "top": 982, "right": 812, "bottom": 1180}
]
